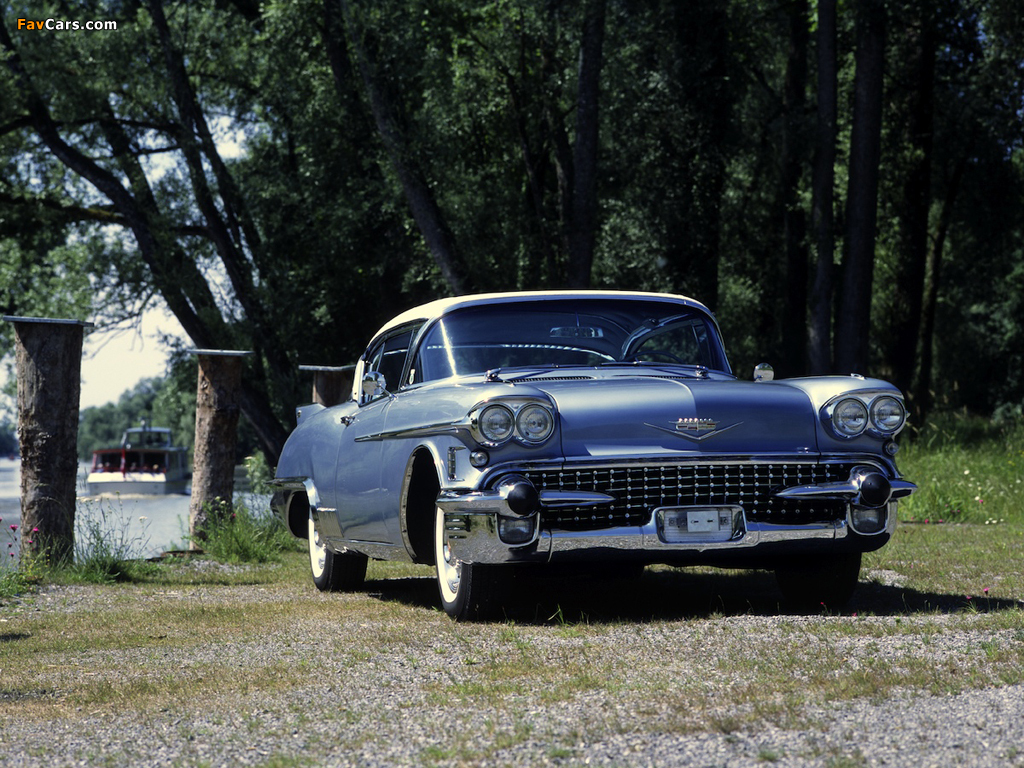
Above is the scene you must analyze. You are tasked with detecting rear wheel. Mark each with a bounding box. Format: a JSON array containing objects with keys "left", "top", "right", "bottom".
[
  {"left": 435, "top": 506, "right": 498, "bottom": 620},
  {"left": 308, "top": 512, "right": 367, "bottom": 591},
  {"left": 775, "top": 552, "right": 861, "bottom": 611}
]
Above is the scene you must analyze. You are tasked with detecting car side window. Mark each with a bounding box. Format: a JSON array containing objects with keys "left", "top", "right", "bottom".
[
  {"left": 361, "top": 325, "right": 421, "bottom": 404},
  {"left": 633, "top": 319, "right": 714, "bottom": 367}
]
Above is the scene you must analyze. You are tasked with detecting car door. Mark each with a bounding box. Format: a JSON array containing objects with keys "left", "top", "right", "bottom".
[{"left": 332, "top": 325, "right": 418, "bottom": 545}]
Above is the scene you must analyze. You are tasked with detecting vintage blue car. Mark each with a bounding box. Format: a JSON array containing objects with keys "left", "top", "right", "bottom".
[{"left": 271, "top": 291, "right": 916, "bottom": 619}]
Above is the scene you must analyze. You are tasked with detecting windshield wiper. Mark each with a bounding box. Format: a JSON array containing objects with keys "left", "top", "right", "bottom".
[{"left": 601, "top": 361, "right": 711, "bottom": 378}]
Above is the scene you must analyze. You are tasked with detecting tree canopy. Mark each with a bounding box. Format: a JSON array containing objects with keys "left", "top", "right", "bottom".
[{"left": 2, "top": 0, "right": 1022, "bottom": 462}]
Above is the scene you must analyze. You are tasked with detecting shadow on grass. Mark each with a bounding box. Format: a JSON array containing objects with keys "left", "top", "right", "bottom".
[{"left": 362, "top": 567, "right": 1022, "bottom": 624}]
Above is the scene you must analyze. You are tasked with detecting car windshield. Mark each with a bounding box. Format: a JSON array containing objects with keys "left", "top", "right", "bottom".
[{"left": 413, "top": 299, "right": 729, "bottom": 383}]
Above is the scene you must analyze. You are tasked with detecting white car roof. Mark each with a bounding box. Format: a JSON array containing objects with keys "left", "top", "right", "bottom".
[{"left": 371, "top": 290, "right": 713, "bottom": 341}]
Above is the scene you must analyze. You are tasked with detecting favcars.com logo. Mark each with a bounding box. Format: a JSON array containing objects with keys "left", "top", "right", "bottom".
[{"left": 17, "top": 18, "right": 118, "bottom": 31}]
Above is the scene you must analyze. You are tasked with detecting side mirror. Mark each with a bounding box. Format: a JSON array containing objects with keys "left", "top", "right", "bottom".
[
  {"left": 361, "top": 371, "right": 388, "bottom": 399},
  {"left": 753, "top": 363, "right": 774, "bottom": 382}
]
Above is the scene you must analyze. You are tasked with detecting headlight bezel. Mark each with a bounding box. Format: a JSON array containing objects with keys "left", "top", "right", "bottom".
[
  {"left": 832, "top": 397, "right": 869, "bottom": 437},
  {"left": 823, "top": 391, "right": 908, "bottom": 440},
  {"left": 470, "top": 399, "right": 557, "bottom": 447},
  {"left": 515, "top": 404, "right": 555, "bottom": 443},
  {"left": 869, "top": 395, "right": 906, "bottom": 433},
  {"left": 477, "top": 404, "right": 515, "bottom": 444}
]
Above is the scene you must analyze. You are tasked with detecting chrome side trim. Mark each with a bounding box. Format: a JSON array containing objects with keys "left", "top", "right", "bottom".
[
  {"left": 267, "top": 475, "right": 309, "bottom": 490},
  {"left": 354, "top": 423, "right": 462, "bottom": 443}
]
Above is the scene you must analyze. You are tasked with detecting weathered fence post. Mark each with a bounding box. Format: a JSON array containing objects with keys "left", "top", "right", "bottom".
[
  {"left": 188, "top": 349, "right": 250, "bottom": 547},
  {"left": 2, "top": 316, "right": 93, "bottom": 565},
  {"left": 298, "top": 364, "right": 356, "bottom": 407}
]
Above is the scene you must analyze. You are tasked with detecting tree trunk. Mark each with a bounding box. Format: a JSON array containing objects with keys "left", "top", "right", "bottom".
[
  {"left": 331, "top": 0, "right": 470, "bottom": 295},
  {"left": 6, "top": 318, "right": 91, "bottom": 566},
  {"left": 662, "top": 3, "right": 729, "bottom": 312},
  {"left": 566, "top": 0, "right": 607, "bottom": 289},
  {"left": 189, "top": 352, "right": 247, "bottom": 547},
  {"left": 780, "top": 0, "right": 810, "bottom": 377},
  {"left": 808, "top": 0, "right": 838, "bottom": 374},
  {"left": 834, "top": 0, "right": 886, "bottom": 375},
  {"left": 888, "top": 4, "right": 936, "bottom": 399},
  {"left": 914, "top": 155, "right": 968, "bottom": 422}
]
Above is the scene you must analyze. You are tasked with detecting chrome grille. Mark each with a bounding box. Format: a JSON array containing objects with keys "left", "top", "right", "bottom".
[{"left": 524, "top": 463, "right": 852, "bottom": 531}]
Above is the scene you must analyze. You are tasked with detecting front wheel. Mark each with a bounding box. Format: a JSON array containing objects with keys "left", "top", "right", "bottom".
[
  {"left": 308, "top": 512, "right": 367, "bottom": 591},
  {"left": 775, "top": 552, "right": 862, "bottom": 611},
  {"left": 435, "top": 506, "right": 499, "bottom": 620}
]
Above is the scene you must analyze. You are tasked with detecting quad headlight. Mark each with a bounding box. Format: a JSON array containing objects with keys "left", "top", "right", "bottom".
[
  {"left": 825, "top": 392, "right": 907, "bottom": 439},
  {"left": 870, "top": 396, "right": 906, "bottom": 432},
  {"left": 516, "top": 404, "right": 555, "bottom": 443},
  {"left": 472, "top": 400, "right": 556, "bottom": 446},
  {"left": 832, "top": 398, "right": 869, "bottom": 436},
  {"left": 478, "top": 404, "right": 515, "bottom": 443}
]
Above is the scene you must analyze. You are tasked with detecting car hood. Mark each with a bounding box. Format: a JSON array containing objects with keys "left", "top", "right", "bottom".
[{"left": 532, "top": 375, "right": 819, "bottom": 459}]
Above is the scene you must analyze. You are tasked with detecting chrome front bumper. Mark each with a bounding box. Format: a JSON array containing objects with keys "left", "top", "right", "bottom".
[{"left": 436, "top": 488, "right": 901, "bottom": 566}]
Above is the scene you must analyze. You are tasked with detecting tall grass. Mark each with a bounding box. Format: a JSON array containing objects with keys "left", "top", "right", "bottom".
[
  {"left": 195, "top": 453, "right": 299, "bottom": 563},
  {"left": 897, "top": 410, "right": 1024, "bottom": 525},
  {"left": 68, "top": 499, "right": 162, "bottom": 583}
]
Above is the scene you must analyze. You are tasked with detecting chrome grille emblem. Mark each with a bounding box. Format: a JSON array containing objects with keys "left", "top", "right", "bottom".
[
  {"left": 644, "top": 417, "right": 742, "bottom": 442},
  {"left": 676, "top": 417, "right": 718, "bottom": 434}
]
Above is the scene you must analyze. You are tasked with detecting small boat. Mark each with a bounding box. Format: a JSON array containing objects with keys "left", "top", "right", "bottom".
[{"left": 86, "top": 424, "right": 190, "bottom": 495}]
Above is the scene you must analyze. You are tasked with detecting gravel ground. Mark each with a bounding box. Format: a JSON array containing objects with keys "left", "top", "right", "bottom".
[{"left": 2, "top": 572, "right": 1023, "bottom": 767}]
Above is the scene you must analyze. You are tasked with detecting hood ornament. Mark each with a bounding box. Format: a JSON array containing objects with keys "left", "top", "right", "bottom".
[{"left": 645, "top": 417, "right": 742, "bottom": 442}]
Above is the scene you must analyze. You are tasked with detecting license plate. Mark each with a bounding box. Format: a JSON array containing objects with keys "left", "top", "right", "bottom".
[
  {"left": 686, "top": 509, "right": 719, "bottom": 532},
  {"left": 658, "top": 506, "right": 738, "bottom": 544}
]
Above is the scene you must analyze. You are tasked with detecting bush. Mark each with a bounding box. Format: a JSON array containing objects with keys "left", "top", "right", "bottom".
[{"left": 194, "top": 453, "right": 299, "bottom": 564}]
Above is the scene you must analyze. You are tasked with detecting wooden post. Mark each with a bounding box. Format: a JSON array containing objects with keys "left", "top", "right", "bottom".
[
  {"left": 298, "top": 364, "right": 356, "bottom": 407},
  {"left": 188, "top": 349, "right": 250, "bottom": 547},
  {"left": 3, "top": 316, "right": 93, "bottom": 565}
]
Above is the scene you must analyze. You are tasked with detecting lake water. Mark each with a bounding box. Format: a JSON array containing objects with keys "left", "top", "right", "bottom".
[{"left": 1, "top": 457, "right": 195, "bottom": 562}]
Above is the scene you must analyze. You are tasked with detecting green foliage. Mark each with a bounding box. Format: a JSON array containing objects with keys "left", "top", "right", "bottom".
[
  {"left": 2, "top": 0, "right": 1022, "bottom": 440},
  {"left": 898, "top": 412, "right": 1024, "bottom": 525},
  {"left": 241, "top": 451, "right": 274, "bottom": 496},
  {"left": 195, "top": 453, "right": 298, "bottom": 563},
  {"left": 196, "top": 498, "right": 297, "bottom": 565}
]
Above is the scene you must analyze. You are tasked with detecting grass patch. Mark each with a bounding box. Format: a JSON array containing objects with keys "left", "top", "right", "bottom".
[
  {"left": 898, "top": 411, "right": 1024, "bottom": 525},
  {"left": 196, "top": 497, "right": 298, "bottom": 564}
]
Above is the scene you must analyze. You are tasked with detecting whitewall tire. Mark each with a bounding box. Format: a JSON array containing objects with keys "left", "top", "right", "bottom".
[{"left": 308, "top": 511, "right": 367, "bottom": 591}]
